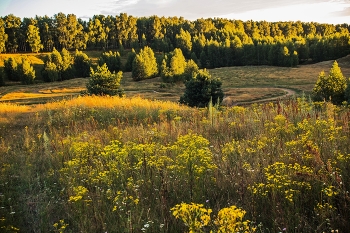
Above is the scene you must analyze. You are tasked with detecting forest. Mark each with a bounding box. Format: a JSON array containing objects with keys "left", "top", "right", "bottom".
[{"left": 0, "top": 13, "right": 350, "bottom": 68}]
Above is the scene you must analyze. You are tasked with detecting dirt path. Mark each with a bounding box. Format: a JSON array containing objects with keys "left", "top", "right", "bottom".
[{"left": 230, "top": 87, "right": 297, "bottom": 106}]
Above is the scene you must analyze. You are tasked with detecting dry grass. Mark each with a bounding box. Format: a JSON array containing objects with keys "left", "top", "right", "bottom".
[{"left": 1, "top": 52, "right": 350, "bottom": 105}]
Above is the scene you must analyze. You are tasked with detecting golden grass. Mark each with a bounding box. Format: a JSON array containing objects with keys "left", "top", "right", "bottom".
[
  {"left": 0, "top": 102, "right": 31, "bottom": 113},
  {"left": 0, "top": 53, "right": 46, "bottom": 66},
  {"left": 40, "top": 95, "right": 190, "bottom": 112}
]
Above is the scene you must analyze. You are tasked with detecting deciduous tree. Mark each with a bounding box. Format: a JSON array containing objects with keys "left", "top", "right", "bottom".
[{"left": 132, "top": 46, "right": 158, "bottom": 81}]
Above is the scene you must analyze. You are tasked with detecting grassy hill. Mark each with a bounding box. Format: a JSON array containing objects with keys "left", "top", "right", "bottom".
[{"left": 1, "top": 52, "right": 350, "bottom": 105}]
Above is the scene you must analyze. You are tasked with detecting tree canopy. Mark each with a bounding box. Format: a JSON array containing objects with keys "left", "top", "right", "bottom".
[{"left": 1, "top": 13, "right": 350, "bottom": 68}]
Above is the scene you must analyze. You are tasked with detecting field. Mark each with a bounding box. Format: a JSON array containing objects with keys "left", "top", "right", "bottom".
[
  {"left": 0, "top": 52, "right": 350, "bottom": 232},
  {"left": 1, "top": 51, "right": 350, "bottom": 105}
]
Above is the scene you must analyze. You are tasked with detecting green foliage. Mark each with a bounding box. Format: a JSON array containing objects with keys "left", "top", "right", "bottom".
[
  {"left": 26, "top": 25, "right": 43, "bottom": 53},
  {"left": 180, "top": 69, "right": 224, "bottom": 107},
  {"left": 17, "top": 57, "right": 36, "bottom": 84},
  {"left": 42, "top": 61, "right": 59, "bottom": 82},
  {"left": 175, "top": 28, "right": 192, "bottom": 58},
  {"left": 0, "top": 18, "right": 8, "bottom": 53},
  {"left": 98, "top": 51, "right": 122, "bottom": 73},
  {"left": 312, "top": 61, "right": 347, "bottom": 104},
  {"left": 183, "top": 59, "right": 199, "bottom": 81},
  {"left": 345, "top": 78, "right": 350, "bottom": 103},
  {"left": 87, "top": 63, "right": 123, "bottom": 96},
  {"left": 161, "top": 48, "right": 187, "bottom": 83},
  {"left": 42, "top": 48, "right": 74, "bottom": 81},
  {"left": 124, "top": 48, "right": 136, "bottom": 72},
  {"left": 0, "top": 69, "right": 5, "bottom": 86},
  {"left": 73, "top": 50, "right": 91, "bottom": 77},
  {"left": 3, "top": 57, "right": 19, "bottom": 81},
  {"left": 132, "top": 46, "right": 158, "bottom": 81}
]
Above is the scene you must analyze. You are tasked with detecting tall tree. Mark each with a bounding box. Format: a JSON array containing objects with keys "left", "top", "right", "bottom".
[
  {"left": 0, "top": 18, "right": 8, "bottom": 53},
  {"left": 26, "top": 25, "right": 43, "bottom": 52},
  {"left": 4, "top": 14, "right": 22, "bottom": 52},
  {"left": 175, "top": 28, "right": 192, "bottom": 58}
]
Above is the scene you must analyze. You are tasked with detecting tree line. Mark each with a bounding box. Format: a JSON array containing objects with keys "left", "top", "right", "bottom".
[{"left": 1, "top": 13, "right": 350, "bottom": 67}]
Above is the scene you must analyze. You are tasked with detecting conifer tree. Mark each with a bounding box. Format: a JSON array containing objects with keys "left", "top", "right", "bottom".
[
  {"left": 87, "top": 63, "right": 123, "bottom": 96},
  {"left": 180, "top": 69, "right": 224, "bottom": 107},
  {"left": 312, "top": 61, "right": 347, "bottom": 104}
]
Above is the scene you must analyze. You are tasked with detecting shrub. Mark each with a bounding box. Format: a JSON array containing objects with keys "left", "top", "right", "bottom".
[
  {"left": 86, "top": 63, "right": 123, "bottom": 96},
  {"left": 0, "top": 69, "right": 5, "bottom": 86}
]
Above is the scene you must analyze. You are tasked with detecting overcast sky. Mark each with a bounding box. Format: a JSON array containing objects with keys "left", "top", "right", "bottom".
[{"left": 1, "top": 0, "right": 350, "bottom": 24}]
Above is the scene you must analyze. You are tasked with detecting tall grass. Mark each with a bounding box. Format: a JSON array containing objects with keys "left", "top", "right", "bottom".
[{"left": 0, "top": 96, "right": 349, "bottom": 232}]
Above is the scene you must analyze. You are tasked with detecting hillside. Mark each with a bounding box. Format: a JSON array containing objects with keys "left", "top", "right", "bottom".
[{"left": 1, "top": 53, "right": 350, "bottom": 105}]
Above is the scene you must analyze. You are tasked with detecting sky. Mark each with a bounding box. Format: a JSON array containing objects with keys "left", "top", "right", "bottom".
[{"left": 1, "top": 0, "right": 350, "bottom": 24}]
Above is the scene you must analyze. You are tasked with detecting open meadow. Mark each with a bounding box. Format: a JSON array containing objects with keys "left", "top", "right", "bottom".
[
  {"left": 1, "top": 51, "right": 350, "bottom": 105},
  {"left": 1, "top": 52, "right": 350, "bottom": 232}
]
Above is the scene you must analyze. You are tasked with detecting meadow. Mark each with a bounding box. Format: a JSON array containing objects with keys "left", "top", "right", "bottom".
[
  {"left": 0, "top": 94, "right": 349, "bottom": 232},
  {"left": 1, "top": 52, "right": 350, "bottom": 105},
  {"left": 1, "top": 52, "right": 350, "bottom": 232}
]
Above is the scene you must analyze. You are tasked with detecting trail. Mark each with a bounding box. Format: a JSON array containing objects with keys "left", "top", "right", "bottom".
[{"left": 225, "top": 87, "right": 297, "bottom": 106}]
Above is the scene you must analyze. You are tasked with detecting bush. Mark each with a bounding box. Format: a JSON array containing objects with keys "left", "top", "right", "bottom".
[
  {"left": 86, "top": 63, "right": 124, "bottom": 96},
  {"left": 180, "top": 69, "right": 224, "bottom": 107}
]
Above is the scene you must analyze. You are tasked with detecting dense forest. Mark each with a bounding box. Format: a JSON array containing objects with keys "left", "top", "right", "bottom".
[{"left": 1, "top": 13, "right": 350, "bottom": 68}]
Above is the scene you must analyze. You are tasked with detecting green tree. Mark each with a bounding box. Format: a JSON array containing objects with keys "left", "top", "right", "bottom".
[
  {"left": 175, "top": 28, "right": 192, "bottom": 58},
  {"left": 98, "top": 51, "right": 122, "bottom": 73},
  {"left": 42, "top": 62, "right": 59, "bottom": 82},
  {"left": 180, "top": 69, "right": 224, "bottom": 107},
  {"left": 3, "top": 57, "right": 19, "bottom": 81},
  {"left": 4, "top": 14, "right": 21, "bottom": 53},
  {"left": 87, "top": 63, "right": 123, "bottom": 96},
  {"left": 183, "top": 59, "right": 199, "bottom": 81},
  {"left": 17, "top": 57, "right": 35, "bottom": 84},
  {"left": 312, "top": 61, "right": 347, "bottom": 104},
  {"left": 132, "top": 46, "right": 158, "bottom": 81},
  {"left": 74, "top": 50, "right": 91, "bottom": 77},
  {"left": 0, "top": 18, "right": 8, "bottom": 53},
  {"left": 26, "top": 24, "right": 43, "bottom": 53},
  {"left": 161, "top": 48, "right": 187, "bottom": 82},
  {"left": 0, "top": 70, "right": 5, "bottom": 86},
  {"left": 124, "top": 48, "right": 136, "bottom": 72}
]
